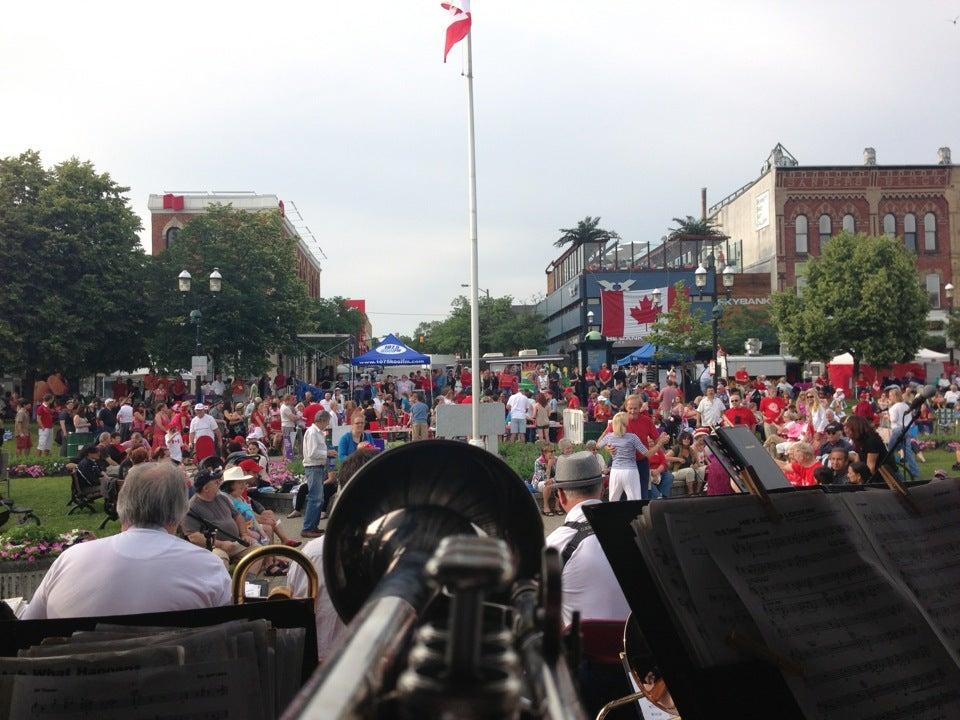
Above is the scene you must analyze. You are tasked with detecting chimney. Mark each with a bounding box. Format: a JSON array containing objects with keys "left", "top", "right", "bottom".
[
  {"left": 938, "top": 147, "right": 952, "bottom": 165},
  {"left": 701, "top": 188, "right": 707, "bottom": 220},
  {"left": 863, "top": 147, "right": 877, "bottom": 166}
]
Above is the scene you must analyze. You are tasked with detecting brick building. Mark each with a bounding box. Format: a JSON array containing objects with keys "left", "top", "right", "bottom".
[
  {"left": 709, "top": 144, "right": 958, "bottom": 320},
  {"left": 147, "top": 191, "right": 322, "bottom": 299}
]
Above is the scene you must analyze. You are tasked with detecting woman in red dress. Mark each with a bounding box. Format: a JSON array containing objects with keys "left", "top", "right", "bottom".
[{"left": 151, "top": 404, "right": 170, "bottom": 451}]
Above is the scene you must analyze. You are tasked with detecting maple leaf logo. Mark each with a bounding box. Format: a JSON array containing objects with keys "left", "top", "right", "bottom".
[{"left": 629, "top": 294, "right": 662, "bottom": 324}]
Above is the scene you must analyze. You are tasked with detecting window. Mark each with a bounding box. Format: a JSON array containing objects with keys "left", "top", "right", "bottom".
[
  {"left": 164, "top": 226, "right": 179, "bottom": 248},
  {"left": 924, "top": 212, "right": 937, "bottom": 251},
  {"left": 818, "top": 214, "right": 832, "bottom": 245},
  {"left": 796, "top": 275, "right": 808, "bottom": 292},
  {"left": 795, "top": 215, "right": 808, "bottom": 254},
  {"left": 842, "top": 214, "right": 855, "bottom": 233},
  {"left": 883, "top": 213, "right": 896, "bottom": 238},
  {"left": 904, "top": 213, "right": 917, "bottom": 252},
  {"left": 926, "top": 273, "right": 941, "bottom": 309}
]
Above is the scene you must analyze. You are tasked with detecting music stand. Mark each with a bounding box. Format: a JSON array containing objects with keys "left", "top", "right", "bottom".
[{"left": 583, "top": 501, "right": 804, "bottom": 720}]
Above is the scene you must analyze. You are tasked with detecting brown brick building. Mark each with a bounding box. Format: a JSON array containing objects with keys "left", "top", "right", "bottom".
[
  {"left": 709, "top": 144, "right": 958, "bottom": 320},
  {"left": 147, "top": 192, "right": 322, "bottom": 299}
]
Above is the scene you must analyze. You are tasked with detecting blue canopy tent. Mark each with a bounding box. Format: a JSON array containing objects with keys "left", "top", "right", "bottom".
[
  {"left": 350, "top": 334, "right": 431, "bottom": 367},
  {"left": 618, "top": 343, "right": 688, "bottom": 365}
]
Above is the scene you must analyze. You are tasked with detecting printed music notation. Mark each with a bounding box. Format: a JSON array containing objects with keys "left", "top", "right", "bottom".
[{"left": 632, "top": 484, "right": 960, "bottom": 720}]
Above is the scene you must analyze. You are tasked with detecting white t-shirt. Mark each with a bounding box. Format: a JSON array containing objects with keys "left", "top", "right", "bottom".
[
  {"left": 280, "top": 404, "right": 298, "bottom": 429},
  {"left": 889, "top": 401, "right": 912, "bottom": 433},
  {"left": 166, "top": 430, "right": 183, "bottom": 462},
  {"left": 945, "top": 390, "right": 959, "bottom": 405},
  {"left": 506, "top": 392, "right": 532, "bottom": 420},
  {"left": 22, "top": 528, "right": 231, "bottom": 619},
  {"left": 116, "top": 403, "right": 134, "bottom": 423},
  {"left": 544, "top": 500, "right": 630, "bottom": 627},
  {"left": 696, "top": 397, "right": 725, "bottom": 427},
  {"left": 189, "top": 414, "right": 218, "bottom": 439},
  {"left": 211, "top": 380, "right": 226, "bottom": 396},
  {"left": 287, "top": 535, "right": 346, "bottom": 662}
]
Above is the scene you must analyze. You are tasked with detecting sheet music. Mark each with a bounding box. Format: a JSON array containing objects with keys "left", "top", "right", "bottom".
[
  {"left": 842, "top": 478, "right": 960, "bottom": 660},
  {"left": 8, "top": 660, "right": 247, "bottom": 719},
  {"left": 697, "top": 491, "right": 960, "bottom": 720},
  {"left": 631, "top": 505, "right": 715, "bottom": 665},
  {"left": 652, "top": 496, "right": 767, "bottom": 667}
]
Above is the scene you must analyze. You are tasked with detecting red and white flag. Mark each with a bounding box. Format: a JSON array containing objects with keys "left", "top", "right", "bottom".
[
  {"left": 441, "top": 0, "right": 471, "bottom": 62},
  {"left": 601, "top": 286, "right": 682, "bottom": 339}
]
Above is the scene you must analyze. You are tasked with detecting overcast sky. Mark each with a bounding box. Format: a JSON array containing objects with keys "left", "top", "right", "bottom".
[{"left": 3, "top": 1, "right": 959, "bottom": 336}]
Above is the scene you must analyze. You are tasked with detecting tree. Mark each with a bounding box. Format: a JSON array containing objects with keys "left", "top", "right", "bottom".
[
  {"left": 407, "top": 295, "right": 546, "bottom": 355},
  {"left": 770, "top": 232, "right": 928, "bottom": 378},
  {"left": 144, "top": 205, "right": 314, "bottom": 377},
  {"left": 719, "top": 305, "right": 780, "bottom": 355},
  {"left": 644, "top": 282, "right": 712, "bottom": 359},
  {"left": 947, "top": 309, "right": 960, "bottom": 354},
  {"left": 553, "top": 216, "right": 620, "bottom": 248},
  {"left": 666, "top": 215, "right": 725, "bottom": 241},
  {"left": 0, "top": 151, "right": 150, "bottom": 387}
]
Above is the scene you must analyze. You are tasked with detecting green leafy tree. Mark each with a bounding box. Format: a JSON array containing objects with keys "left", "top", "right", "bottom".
[
  {"left": 644, "top": 282, "right": 712, "bottom": 359},
  {"left": 666, "top": 215, "right": 725, "bottom": 240},
  {"left": 408, "top": 296, "right": 546, "bottom": 355},
  {"left": 770, "top": 232, "right": 928, "bottom": 378},
  {"left": 719, "top": 305, "right": 780, "bottom": 355},
  {"left": 312, "top": 297, "right": 366, "bottom": 336},
  {"left": 144, "top": 205, "right": 313, "bottom": 377},
  {"left": 554, "top": 216, "right": 620, "bottom": 248},
  {"left": 0, "top": 150, "right": 149, "bottom": 387},
  {"left": 946, "top": 309, "right": 960, "bottom": 355}
]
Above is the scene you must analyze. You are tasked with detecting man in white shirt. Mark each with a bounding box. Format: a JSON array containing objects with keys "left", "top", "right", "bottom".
[
  {"left": 545, "top": 451, "right": 631, "bottom": 717},
  {"left": 301, "top": 411, "right": 335, "bottom": 538},
  {"left": 188, "top": 403, "right": 221, "bottom": 462},
  {"left": 280, "top": 394, "right": 300, "bottom": 459},
  {"left": 23, "top": 463, "right": 231, "bottom": 619},
  {"left": 116, "top": 398, "right": 134, "bottom": 440},
  {"left": 506, "top": 389, "right": 533, "bottom": 443},
  {"left": 210, "top": 375, "right": 226, "bottom": 399},
  {"left": 696, "top": 386, "right": 726, "bottom": 427},
  {"left": 945, "top": 385, "right": 960, "bottom": 408}
]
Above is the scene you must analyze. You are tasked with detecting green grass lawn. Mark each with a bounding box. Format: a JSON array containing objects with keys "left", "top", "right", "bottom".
[{"left": 5, "top": 476, "right": 119, "bottom": 538}]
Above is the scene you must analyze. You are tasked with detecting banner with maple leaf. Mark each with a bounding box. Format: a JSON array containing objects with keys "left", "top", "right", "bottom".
[{"left": 600, "top": 286, "right": 679, "bottom": 339}]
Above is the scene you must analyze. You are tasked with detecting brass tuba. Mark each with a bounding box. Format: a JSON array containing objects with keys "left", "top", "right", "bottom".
[{"left": 281, "top": 439, "right": 587, "bottom": 720}]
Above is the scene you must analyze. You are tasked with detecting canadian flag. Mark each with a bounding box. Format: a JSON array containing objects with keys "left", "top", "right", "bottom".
[
  {"left": 441, "top": 0, "right": 471, "bottom": 62},
  {"left": 601, "top": 286, "right": 680, "bottom": 339}
]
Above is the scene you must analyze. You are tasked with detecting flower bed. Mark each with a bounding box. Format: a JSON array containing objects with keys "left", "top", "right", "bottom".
[
  {"left": 0, "top": 527, "right": 93, "bottom": 601},
  {"left": 6, "top": 457, "right": 70, "bottom": 478}
]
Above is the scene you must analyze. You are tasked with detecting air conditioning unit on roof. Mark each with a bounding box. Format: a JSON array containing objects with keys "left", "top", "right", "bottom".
[
  {"left": 518, "top": 349, "right": 539, "bottom": 357},
  {"left": 481, "top": 352, "right": 505, "bottom": 359}
]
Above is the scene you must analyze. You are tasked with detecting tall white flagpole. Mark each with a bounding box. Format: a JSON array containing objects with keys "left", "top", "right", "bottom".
[{"left": 464, "top": 29, "right": 482, "bottom": 446}]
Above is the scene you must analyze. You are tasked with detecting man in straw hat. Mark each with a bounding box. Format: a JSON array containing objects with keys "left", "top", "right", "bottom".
[{"left": 545, "top": 450, "right": 632, "bottom": 717}]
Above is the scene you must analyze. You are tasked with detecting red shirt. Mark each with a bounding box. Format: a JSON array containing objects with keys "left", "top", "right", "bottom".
[
  {"left": 853, "top": 400, "right": 875, "bottom": 421},
  {"left": 648, "top": 449, "right": 667, "bottom": 472},
  {"left": 786, "top": 460, "right": 821, "bottom": 487},
  {"left": 584, "top": 371, "right": 596, "bottom": 383},
  {"left": 499, "top": 373, "right": 518, "bottom": 394},
  {"left": 760, "top": 397, "right": 786, "bottom": 424},
  {"left": 606, "top": 414, "right": 658, "bottom": 456},
  {"left": 735, "top": 370, "right": 749, "bottom": 384},
  {"left": 36, "top": 404, "right": 54, "bottom": 429},
  {"left": 598, "top": 368, "right": 612, "bottom": 384},
  {"left": 460, "top": 369, "right": 472, "bottom": 388},
  {"left": 566, "top": 395, "right": 581, "bottom": 409},
  {"left": 172, "top": 379, "right": 186, "bottom": 396},
  {"left": 724, "top": 407, "right": 757, "bottom": 427},
  {"left": 302, "top": 402, "right": 324, "bottom": 425}
]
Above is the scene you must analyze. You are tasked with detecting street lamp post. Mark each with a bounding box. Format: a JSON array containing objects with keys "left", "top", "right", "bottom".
[
  {"left": 461, "top": 283, "right": 490, "bottom": 299},
  {"left": 178, "top": 268, "right": 223, "bottom": 399},
  {"left": 695, "top": 257, "right": 735, "bottom": 388},
  {"left": 946, "top": 283, "right": 955, "bottom": 366}
]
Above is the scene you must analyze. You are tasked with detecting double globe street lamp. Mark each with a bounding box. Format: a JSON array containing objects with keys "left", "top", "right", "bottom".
[
  {"left": 178, "top": 268, "right": 222, "bottom": 397},
  {"left": 694, "top": 259, "right": 735, "bottom": 388}
]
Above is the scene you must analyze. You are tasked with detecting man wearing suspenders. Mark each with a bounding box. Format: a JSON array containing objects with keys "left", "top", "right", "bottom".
[{"left": 545, "top": 451, "right": 632, "bottom": 718}]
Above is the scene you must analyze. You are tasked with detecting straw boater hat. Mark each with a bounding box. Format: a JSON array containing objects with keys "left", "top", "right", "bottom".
[{"left": 553, "top": 451, "right": 603, "bottom": 491}]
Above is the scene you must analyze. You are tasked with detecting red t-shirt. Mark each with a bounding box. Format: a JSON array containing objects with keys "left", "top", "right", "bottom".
[
  {"left": 648, "top": 449, "right": 667, "bottom": 472},
  {"left": 605, "top": 414, "right": 658, "bottom": 456},
  {"left": 759, "top": 397, "right": 786, "bottom": 424},
  {"left": 566, "top": 395, "right": 581, "bottom": 409},
  {"left": 499, "top": 373, "right": 518, "bottom": 394},
  {"left": 36, "top": 404, "right": 54, "bottom": 429},
  {"left": 724, "top": 407, "right": 757, "bottom": 427},
  {"left": 735, "top": 370, "right": 749, "bottom": 384},
  {"left": 598, "top": 368, "right": 612, "bottom": 384},
  {"left": 460, "top": 369, "right": 472, "bottom": 388},
  {"left": 584, "top": 371, "right": 596, "bottom": 383},
  {"left": 786, "top": 460, "right": 821, "bottom": 487},
  {"left": 302, "top": 402, "right": 324, "bottom": 425},
  {"left": 853, "top": 400, "right": 875, "bottom": 421}
]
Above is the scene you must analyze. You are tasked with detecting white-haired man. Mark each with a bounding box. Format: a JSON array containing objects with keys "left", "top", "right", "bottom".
[{"left": 23, "top": 462, "right": 231, "bottom": 619}]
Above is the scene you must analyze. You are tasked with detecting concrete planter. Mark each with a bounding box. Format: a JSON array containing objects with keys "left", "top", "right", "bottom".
[{"left": 0, "top": 556, "right": 55, "bottom": 601}]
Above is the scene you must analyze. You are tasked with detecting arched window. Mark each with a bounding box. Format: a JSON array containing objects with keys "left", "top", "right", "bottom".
[
  {"left": 165, "top": 226, "right": 180, "bottom": 248},
  {"left": 903, "top": 213, "right": 917, "bottom": 252},
  {"left": 795, "top": 215, "right": 808, "bottom": 254},
  {"left": 818, "top": 214, "right": 832, "bottom": 246},
  {"left": 842, "top": 214, "right": 855, "bottom": 233},
  {"left": 883, "top": 213, "right": 896, "bottom": 238},
  {"left": 924, "top": 212, "right": 937, "bottom": 251}
]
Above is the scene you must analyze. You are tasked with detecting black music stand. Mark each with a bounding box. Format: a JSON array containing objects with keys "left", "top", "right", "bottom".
[{"left": 583, "top": 501, "right": 805, "bottom": 720}]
